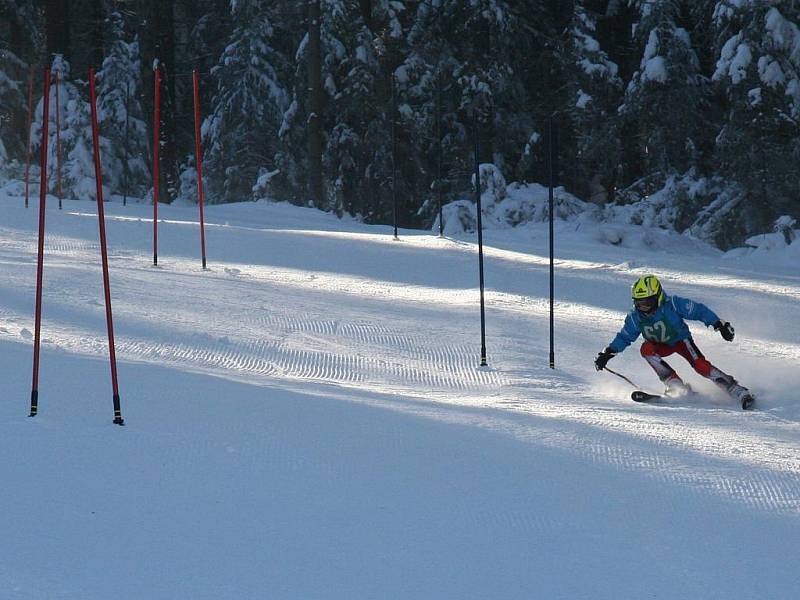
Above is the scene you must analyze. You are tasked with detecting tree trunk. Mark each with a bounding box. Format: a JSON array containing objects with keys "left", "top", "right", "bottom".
[
  {"left": 473, "top": 4, "right": 493, "bottom": 164},
  {"left": 359, "top": 0, "right": 372, "bottom": 31},
  {"left": 45, "top": 0, "right": 71, "bottom": 61},
  {"left": 137, "top": 1, "right": 178, "bottom": 201},
  {"left": 68, "top": 0, "right": 103, "bottom": 76},
  {"left": 307, "top": 0, "right": 324, "bottom": 208}
]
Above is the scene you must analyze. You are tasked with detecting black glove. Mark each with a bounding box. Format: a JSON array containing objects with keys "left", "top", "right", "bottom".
[
  {"left": 714, "top": 320, "right": 735, "bottom": 342},
  {"left": 595, "top": 347, "right": 616, "bottom": 371}
]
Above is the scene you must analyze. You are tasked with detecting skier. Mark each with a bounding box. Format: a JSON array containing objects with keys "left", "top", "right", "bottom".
[{"left": 594, "top": 275, "right": 754, "bottom": 408}]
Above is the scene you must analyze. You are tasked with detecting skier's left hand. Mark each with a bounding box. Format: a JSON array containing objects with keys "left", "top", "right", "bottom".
[{"left": 714, "top": 320, "right": 735, "bottom": 342}]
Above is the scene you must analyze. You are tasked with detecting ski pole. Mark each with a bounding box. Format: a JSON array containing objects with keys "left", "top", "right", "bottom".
[{"left": 603, "top": 367, "right": 640, "bottom": 389}]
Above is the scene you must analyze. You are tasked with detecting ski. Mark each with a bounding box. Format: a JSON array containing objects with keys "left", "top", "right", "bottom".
[
  {"left": 632, "top": 389, "right": 756, "bottom": 410},
  {"left": 631, "top": 390, "right": 661, "bottom": 403}
]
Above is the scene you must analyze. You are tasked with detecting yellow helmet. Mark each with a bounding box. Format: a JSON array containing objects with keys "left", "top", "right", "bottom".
[{"left": 631, "top": 275, "right": 664, "bottom": 313}]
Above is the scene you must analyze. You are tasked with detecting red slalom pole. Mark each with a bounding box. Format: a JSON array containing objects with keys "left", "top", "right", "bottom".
[
  {"left": 152, "top": 64, "right": 161, "bottom": 266},
  {"left": 192, "top": 70, "right": 208, "bottom": 270},
  {"left": 89, "top": 68, "right": 125, "bottom": 426},
  {"left": 23, "top": 68, "right": 34, "bottom": 209},
  {"left": 30, "top": 69, "right": 51, "bottom": 418},
  {"left": 55, "top": 70, "right": 62, "bottom": 209}
]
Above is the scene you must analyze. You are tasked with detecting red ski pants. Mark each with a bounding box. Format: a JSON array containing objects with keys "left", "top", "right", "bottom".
[{"left": 640, "top": 338, "right": 712, "bottom": 377}]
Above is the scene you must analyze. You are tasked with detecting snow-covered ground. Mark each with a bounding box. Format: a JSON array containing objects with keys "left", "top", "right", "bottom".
[{"left": 0, "top": 189, "right": 798, "bottom": 599}]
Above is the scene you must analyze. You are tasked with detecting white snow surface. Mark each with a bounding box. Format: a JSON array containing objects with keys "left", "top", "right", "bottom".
[{"left": 0, "top": 191, "right": 798, "bottom": 599}]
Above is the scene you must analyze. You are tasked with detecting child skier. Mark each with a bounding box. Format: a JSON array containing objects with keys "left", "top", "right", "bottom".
[{"left": 594, "top": 275, "right": 754, "bottom": 409}]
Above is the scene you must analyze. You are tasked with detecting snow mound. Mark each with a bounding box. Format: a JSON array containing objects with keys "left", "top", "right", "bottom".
[
  {"left": 723, "top": 216, "right": 799, "bottom": 268},
  {"left": 439, "top": 172, "right": 593, "bottom": 236}
]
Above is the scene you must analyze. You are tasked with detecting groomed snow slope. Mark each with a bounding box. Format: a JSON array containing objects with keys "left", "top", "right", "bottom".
[{"left": 0, "top": 193, "right": 798, "bottom": 599}]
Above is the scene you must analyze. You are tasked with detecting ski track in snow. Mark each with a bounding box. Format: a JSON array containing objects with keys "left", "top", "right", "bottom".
[{"left": 1, "top": 205, "right": 799, "bottom": 522}]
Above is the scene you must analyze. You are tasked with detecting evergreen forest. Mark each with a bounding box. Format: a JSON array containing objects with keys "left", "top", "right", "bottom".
[{"left": 1, "top": 0, "right": 799, "bottom": 248}]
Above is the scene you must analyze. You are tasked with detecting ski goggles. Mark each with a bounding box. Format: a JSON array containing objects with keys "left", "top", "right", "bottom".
[{"left": 634, "top": 296, "right": 658, "bottom": 313}]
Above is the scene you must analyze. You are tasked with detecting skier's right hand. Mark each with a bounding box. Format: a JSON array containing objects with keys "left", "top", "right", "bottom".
[
  {"left": 714, "top": 320, "right": 735, "bottom": 342},
  {"left": 594, "top": 347, "right": 616, "bottom": 371}
]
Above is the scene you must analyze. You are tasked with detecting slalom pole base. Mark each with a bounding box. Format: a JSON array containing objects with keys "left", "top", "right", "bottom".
[
  {"left": 59, "top": 200, "right": 62, "bottom": 210},
  {"left": 29, "top": 390, "right": 38, "bottom": 417},
  {"left": 113, "top": 395, "right": 124, "bottom": 425},
  {"left": 153, "top": 254, "right": 158, "bottom": 266},
  {"left": 202, "top": 259, "right": 207, "bottom": 270}
]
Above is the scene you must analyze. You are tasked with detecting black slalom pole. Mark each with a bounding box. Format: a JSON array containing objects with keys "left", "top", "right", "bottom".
[
  {"left": 436, "top": 74, "right": 444, "bottom": 237},
  {"left": 548, "top": 116, "right": 557, "bottom": 370},
  {"left": 391, "top": 73, "right": 399, "bottom": 241},
  {"left": 474, "top": 118, "right": 488, "bottom": 367}
]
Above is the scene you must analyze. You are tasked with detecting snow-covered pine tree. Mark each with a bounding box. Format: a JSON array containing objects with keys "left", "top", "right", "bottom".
[
  {"left": 619, "top": 0, "right": 709, "bottom": 188},
  {"left": 278, "top": 1, "right": 394, "bottom": 219},
  {"left": 0, "top": 0, "right": 41, "bottom": 175},
  {"left": 273, "top": 0, "right": 314, "bottom": 205},
  {"left": 712, "top": 0, "right": 800, "bottom": 233},
  {"left": 31, "top": 56, "right": 104, "bottom": 201},
  {"left": 322, "top": 0, "right": 395, "bottom": 220},
  {"left": 399, "top": 1, "right": 468, "bottom": 223},
  {"left": 453, "top": 0, "right": 525, "bottom": 172},
  {"left": 0, "top": 48, "right": 24, "bottom": 175},
  {"left": 563, "top": 1, "right": 623, "bottom": 204},
  {"left": 67, "top": 0, "right": 104, "bottom": 79},
  {"left": 202, "top": 0, "right": 289, "bottom": 202},
  {"left": 401, "top": 1, "right": 551, "bottom": 206},
  {"left": 187, "top": 0, "right": 231, "bottom": 79},
  {"left": 97, "top": 9, "right": 149, "bottom": 198}
]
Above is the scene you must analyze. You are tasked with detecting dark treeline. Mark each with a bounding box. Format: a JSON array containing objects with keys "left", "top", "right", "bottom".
[{"left": 1, "top": 0, "right": 798, "bottom": 248}]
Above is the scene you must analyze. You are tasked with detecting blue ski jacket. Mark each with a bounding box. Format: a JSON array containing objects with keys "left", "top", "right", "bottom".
[{"left": 608, "top": 294, "right": 719, "bottom": 353}]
